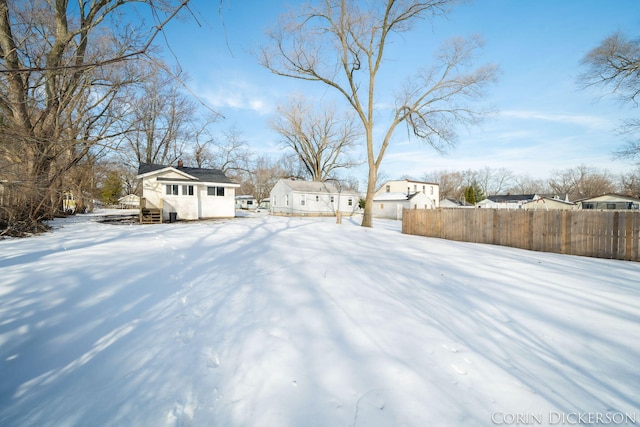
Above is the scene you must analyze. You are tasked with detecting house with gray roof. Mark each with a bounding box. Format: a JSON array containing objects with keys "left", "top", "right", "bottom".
[
  {"left": 137, "top": 161, "right": 239, "bottom": 221},
  {"left": 270, "top": 179, "right": 360, "bottom": 217}
]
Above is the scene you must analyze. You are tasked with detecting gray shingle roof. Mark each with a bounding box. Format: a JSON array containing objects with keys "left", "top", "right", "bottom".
[
  {"left": 137, "top": 163, "right": 235, "bottom": 184},
  {"left": 281, "top": 179, "right": 359, "bottom": 195}
]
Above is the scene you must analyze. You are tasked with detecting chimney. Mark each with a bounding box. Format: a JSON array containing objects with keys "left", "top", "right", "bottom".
[{"left": 177, "top": 160, "right": 184, "bottom": 168}]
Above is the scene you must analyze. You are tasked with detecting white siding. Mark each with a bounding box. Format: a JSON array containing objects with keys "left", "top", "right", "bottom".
[
  {"left": 270, "top": 180, "right": 360, "bottom": 216},
  {"left": 141, "top": 171, "right": 237, "bottom": 220}
]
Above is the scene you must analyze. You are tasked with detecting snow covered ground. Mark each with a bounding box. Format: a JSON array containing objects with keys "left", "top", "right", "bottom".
[{"left": 1, "top": 211, "right": 639, "bottom": 427}]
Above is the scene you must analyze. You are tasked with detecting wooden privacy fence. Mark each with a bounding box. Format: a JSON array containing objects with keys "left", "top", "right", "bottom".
[{"left": 402, "top": 208, "right": 640, "bottom": 261}]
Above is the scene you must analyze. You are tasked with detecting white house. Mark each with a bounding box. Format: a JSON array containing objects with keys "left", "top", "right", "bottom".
[
  {"left": 578, "top": 194, "right": 640, "bottom": 210},
  {"left": 235, "top": 195, "right": 257, "bottom": 210},
  {"left": 270, "top": 179, "right": 360, "bottom": 216},
  {"left": 118, "top": 194, "right": 140, "bottom": 209},
  {"left": 377, "top": 179, "right": 440, "bottom": 202},
  {"left": 476, "top": 194, "right": 536, "bottom": 209},
  {"left": 440, "top": 198, "right": 474, "bottom": 208},
  {"left": 478, "top": 193, "right": 573, "bottom": 210},
  {"left": 523, "top": 197, "right": 575, "bottom": 211},
  {"left": 137, "top": 162, "right": 239, "bottom": 221},
  {"left": 373, "top": 191, "right": 434, "bottom": 220},
  {"left": 372, "top": 179, "right": 439, "bottom": 219}
]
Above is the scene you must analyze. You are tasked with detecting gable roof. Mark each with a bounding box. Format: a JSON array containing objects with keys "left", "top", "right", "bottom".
[
  {"left": 441, "top": 197, "right": 473, "bottom": 207},
  {"left": 279, "top": 179, "right": 359, "bottom": 195},
  {"left": 486, "top": 194, "right": 536, "bottom": 203},
  {"left": 578, "top": 193, "right": 640, "bottom": 203},
  {"left": 137, "top": 163, "right": 235, "bottom": 184}
]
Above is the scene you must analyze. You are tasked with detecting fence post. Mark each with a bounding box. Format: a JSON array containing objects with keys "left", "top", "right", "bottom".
[
  {"left": 612, "top": 211, "right": 619, "bottom": 259},
  {"left": 624, "top": 214, "right": 637, "bottom": 261},
  {"left": 560, "top": 211, "right": 568, "bottom": 255}
]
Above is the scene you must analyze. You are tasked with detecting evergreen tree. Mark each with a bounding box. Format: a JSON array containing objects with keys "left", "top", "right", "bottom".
[
  {"left": 100, "top": 171, "right": 123, "bottom": 205},
  {"left": 464, "top": 182, "right": 485, "bottom": 205}
]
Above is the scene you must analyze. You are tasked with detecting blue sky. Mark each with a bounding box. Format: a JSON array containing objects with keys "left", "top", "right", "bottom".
[{"left": 155, "top": 0, "right": 640, "bottom": 182}]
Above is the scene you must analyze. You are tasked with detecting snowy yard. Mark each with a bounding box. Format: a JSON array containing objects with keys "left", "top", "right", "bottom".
[{"left": 1, "top": 212, "right": 639, "bottom": 427}]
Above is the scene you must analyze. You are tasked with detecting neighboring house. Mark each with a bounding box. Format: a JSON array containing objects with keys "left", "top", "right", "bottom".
[
  {"left": 373, "top": 191, "right": 434, "bottom": 220},
  {"left": 523, "top": 197, "right": 576, "bottom": 211},
  {"left": 235, "top": 195, "right": 257, "bottom": 210},
  {"left": 137, "top": 162, "right": 239, "bottom": 221},
  {"left": 372, "top": 179, "right": 439, "bottom": 219},
  {"left": 377, "top": 179, "right": 440, "bottom": 202},
  {"left": 270, "top": 179, "right": 360, "bottom": 216},
  {"left": 477, "top": 194, "right": 536, "bottom": 209},
  {"left": 258, "top": 198, "right": 270, "bottom": 210},
  {"left": 118, "top": 194, "right": 140, "bottom": 209},
  {"left": 578, "top": 194, "right": 640, "bottom": 210},
  {"left": 440, "top": 198, "right": 474, "bottom": 208}
]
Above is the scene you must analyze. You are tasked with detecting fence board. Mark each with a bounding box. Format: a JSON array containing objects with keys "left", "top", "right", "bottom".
[{"left": 403, "top": 208, "right": 640, "bottom": 262}]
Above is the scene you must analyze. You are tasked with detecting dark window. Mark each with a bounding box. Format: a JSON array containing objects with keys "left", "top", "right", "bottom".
[
  {"left": 207, "top": 186, "right": 225, "bottom": 196},
  {"left": 348, "top": 197, "right": 353, "bottom": 206},
  {"left": 217, "top": 187, "right": 225, "bottom": 197},
  {"left": 606, "top": 203, "right": 616, "bottom": 210},
  {"left": 166, "top": 184, "right": 178, "bottom": 195},
  {"left": 182, "top": 185, "right": 194, "bottom": 196}
]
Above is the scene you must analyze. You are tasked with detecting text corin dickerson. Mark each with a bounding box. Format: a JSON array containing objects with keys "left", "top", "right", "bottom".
[{"left": 491, "top": 411, "right": 637, "bottom": 425}]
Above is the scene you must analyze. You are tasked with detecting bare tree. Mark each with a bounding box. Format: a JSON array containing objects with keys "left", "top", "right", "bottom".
[
  {"left": 548, "top": 165, "right": 615, "bottom": 200},
  {"left": 0, "top": 0, "right": 190, "bottom": 235},
  {"left": 423, "top": 170, "right": 464, "bottom": 200},
  {"left": 580, "top": 32, "right": 640, "bottom": 161},
  {"left": 119, "top": 64, "right": 196, "bottom": 168},
  {"left": 260, "top": 0, "right": 497, "bottom": 227},
  {"left": 474, "top": 167, "right": 514, "bottom": 195},
  {"left": 507, "top": 175, "right": 548, "bottom": 195},
  {"left": 211, "top": 128, "right": 253, "bottom": 178},
  {"left": 618, "top": 167, "right": 640, "bottom": 197},
  {"left": 272, "top": 96, "right": 361, "bottom": 181},
  {"left": 243, "top": 155, "right": 287, "bottom": 204}
]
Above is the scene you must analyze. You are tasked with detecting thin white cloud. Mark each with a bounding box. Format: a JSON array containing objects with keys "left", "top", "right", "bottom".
[
  {"left": 201, "top": 81, "right": 275, "bottom": 115},
  {"left": 500, "top": 110, "right": 612, "bottom": 130}
]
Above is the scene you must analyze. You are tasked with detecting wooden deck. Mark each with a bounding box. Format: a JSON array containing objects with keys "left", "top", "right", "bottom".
[
  {"left": 139, "top": 208, "right": 162, "bottom": 224},
  {"left": 139, "top": 198, "right": 163, "bottom": 224}
]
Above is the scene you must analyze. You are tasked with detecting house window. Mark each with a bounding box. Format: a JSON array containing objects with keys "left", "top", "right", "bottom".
[
  {"left": 182, "top": 185, "right": 194, "bottom": 196},
  {"left": 301, "top": 195, "right": 306, "bottom": 206},
  {"left": 414, "top": 184, "right": 417, "bottom": 191},
  {"left": 286, "top": 195, "right": 289, "bottom": 206},
  {"left": 583, "top": 203, "right": 594, "bottom": 209},
  {"left": 330, "top": 196, "right": 334, "bottom": 203},
  {"left": 386, "top": 185, "right": 390, "bottom": 192},
  {"left": 606, "top": 203, "right": 616, "bottom": 210},
  {"left": 207, "top": 186, "right": 225, "bottom": 196},
  {"left": 430, "top": 186, "right": 434, "bottom": 195},
  {"left": 315, "top": 195, "right": 319, "bottom": 202},
  {"left": 348, "top": 197, "right": 353, "bottom": 206},
  {"left": 166, "top": 184, "right": 178, "bottom": 195}
]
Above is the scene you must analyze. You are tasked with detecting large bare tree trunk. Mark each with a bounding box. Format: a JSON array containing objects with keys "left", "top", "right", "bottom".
[{"left": 260, "top": 0, "right": 497, "bottom": 228}]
